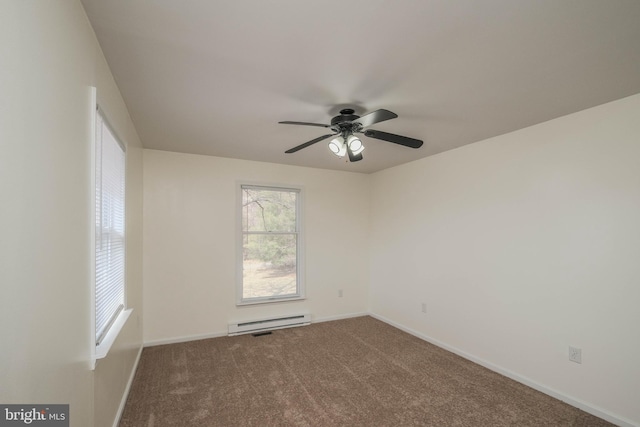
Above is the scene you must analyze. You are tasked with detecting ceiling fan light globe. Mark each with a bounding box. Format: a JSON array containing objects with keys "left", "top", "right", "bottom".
[
  {"left": 347, "top": 135, "right": 364, "bottom": 155},
  {"left": 328, "top": 136, "right": 346, "bottom": 157}
]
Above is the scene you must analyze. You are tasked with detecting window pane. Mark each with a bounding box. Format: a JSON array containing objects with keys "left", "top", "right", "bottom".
[
  {"left": 242, "top": 234, "right": 297, "bottom": 299},
  {"left": 242, "top": 188, "right": 297, "bottom": 232}
]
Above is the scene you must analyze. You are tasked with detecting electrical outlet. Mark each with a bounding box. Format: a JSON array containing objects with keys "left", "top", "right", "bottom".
[
  {"left": 421, "top": 302, "right": 427, "bottom": 313},
  {"left": 338, "top": 289, "right": 343, "bottom": 298},
  {"left": 569, "top": 346, "right": 582, "bottom": 364}
]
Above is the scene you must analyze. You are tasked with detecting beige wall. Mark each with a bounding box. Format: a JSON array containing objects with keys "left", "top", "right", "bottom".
[
  {"left": 369, "top": 93, "right": 640, "bottom": 425},
  {"left": 0, "top": 2, "right": 143, "bottom": 426},
  {"left": 143, "top": 150, "right": 370, "bottom": 344}
]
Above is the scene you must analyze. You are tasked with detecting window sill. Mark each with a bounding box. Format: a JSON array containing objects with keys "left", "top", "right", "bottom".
[{"left": 92, "top": 308, "right": 132, "bottom": 369}]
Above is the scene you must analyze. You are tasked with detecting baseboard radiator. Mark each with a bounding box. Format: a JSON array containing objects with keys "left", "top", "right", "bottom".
[{"left": 228, "top": 313, "right": 311, "bottom": 336}]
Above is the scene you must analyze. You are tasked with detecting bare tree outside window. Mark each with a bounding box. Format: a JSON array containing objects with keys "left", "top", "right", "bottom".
[{"left": 240, "top": 186, "right": 301, "bottom": 302}]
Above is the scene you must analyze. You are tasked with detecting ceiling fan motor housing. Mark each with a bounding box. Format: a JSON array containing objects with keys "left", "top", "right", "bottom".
[{"left": 331, "top": 108, "right": 361, "bottom": 134}]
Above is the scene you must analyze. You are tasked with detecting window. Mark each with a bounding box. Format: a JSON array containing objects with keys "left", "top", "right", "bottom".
[
  {"left": 93, "top": 108, "right": 130, "bottom": 361},
  {"left": 238, "top": 185, "right": 303, "bottom": 304}
]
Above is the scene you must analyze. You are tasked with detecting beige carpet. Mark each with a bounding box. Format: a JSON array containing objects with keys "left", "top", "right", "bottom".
[{"left": 119, "top": 316, "right": 613, "bottom": 426}]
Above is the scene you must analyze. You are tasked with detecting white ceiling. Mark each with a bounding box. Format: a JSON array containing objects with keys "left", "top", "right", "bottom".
[{"left": 81, "top": 0, "right": 640, "bottom": 174}]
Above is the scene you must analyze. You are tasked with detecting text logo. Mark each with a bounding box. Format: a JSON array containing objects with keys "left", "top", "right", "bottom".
[{"left": 0, "top": 405, "right": 68, "bottom": 427}]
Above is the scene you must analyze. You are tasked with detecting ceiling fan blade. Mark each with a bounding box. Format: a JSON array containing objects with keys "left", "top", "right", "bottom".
[
  {"left": 285, "top": 134, "right": 336, "bottom": 154},
  {"left": 346, "top": 143, "right": 363, "bottom": 162},
  {"left": 279, "top": 121, "right": 330, "bottom": 128},
  {"left": 364, "top": 129, "right": 423, "bottom": 149},
  {"left": 352, "top": 109, "right": 398, "bottom": 128}
]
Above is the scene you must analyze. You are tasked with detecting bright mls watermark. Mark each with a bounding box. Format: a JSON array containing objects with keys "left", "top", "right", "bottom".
[{"left": 0, "top": 405, "right": 68, "bottom": 426}]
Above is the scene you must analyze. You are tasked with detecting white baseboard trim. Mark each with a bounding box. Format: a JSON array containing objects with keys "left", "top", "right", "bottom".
[
  {"left": 112, "top": 344, "right": 143, "bottom": 427},
  {"left": 312, "top": 311, "right": 369, "bottom": 324},
  {"left": 143, "top": 312, "right": 369, "bottom": 347},
  {"left": 369, "top": 312, "right": 637, "bottom": 427},
  {"left": 144, "top": 330, "right": 228, "bottom": 347}
]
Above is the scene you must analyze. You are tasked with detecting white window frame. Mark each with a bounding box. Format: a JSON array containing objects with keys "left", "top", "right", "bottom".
[
  {"left": 90, "top": 92, "right": 132, "bottom": 368},
  {"left": 236, "top": 183, "right": 305, "bottom": 306}
]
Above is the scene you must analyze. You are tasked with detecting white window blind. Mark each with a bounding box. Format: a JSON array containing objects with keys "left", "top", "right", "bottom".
[{"left": 95, "top": 110, "right": 126, "bottom": 345}]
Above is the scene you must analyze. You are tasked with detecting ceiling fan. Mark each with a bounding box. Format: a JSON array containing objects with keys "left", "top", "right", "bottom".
[{"left": 279, "top": 108, "right": 423, "bottom": 162}]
